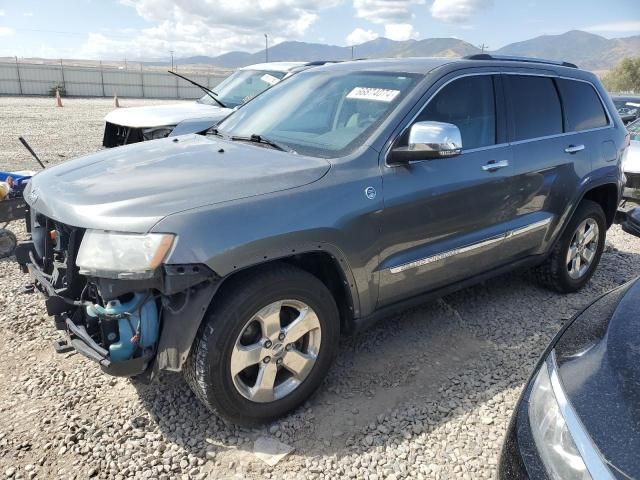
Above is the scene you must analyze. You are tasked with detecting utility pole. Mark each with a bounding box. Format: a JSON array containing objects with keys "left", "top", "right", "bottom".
[
  {"left": 478, "top": 43, "right": 488, "bottom": 53},
  {"left": 351, "top": 46, "right": 354, "bottom": 59},
  {"left": 264, "top": 34, "right": 269, "bottom": 63},
  {"left": 15, "top": 56, "right": 22, "bottom": 95},
  {"left": 59, "top": 58, "right": 66, "bottom": 91},
  {"left": 99, "top": 60, "right": 105, "bottom": 97},
  {"left": 170, "top": 50, "right": 174, "bottom": 71}
]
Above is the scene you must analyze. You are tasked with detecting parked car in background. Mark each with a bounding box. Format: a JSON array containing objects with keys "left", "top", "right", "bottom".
[
  {"left": 612, "top": 94, "right": 640, "bottom": 125},
  {"left": 499, "top": 206, "right": 640, "bottom": 480},
  {"left": 623, "top": 117, "right": 640, "bottom": 199},
  {"left": 17, "top": 55, "right": 627, "bottom": 424},
  {"left": 102, "top": 62, "right": 309, "bottom": 147}
]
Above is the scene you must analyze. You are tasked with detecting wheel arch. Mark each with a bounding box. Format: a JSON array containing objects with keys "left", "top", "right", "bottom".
[
  {"left": 540, "top": 180, "right": 619, "bottom": 267},
  {"left": 581, "top": 182, "right": 619, "bottom": 228},
  {"left": 214, "top": 249, "right": 359, "bottom": 334},
  {"left": 153, "top": 248, "right": 358, "bottom": 376}
]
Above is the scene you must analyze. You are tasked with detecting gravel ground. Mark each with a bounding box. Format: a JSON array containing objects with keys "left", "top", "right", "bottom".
[{"left": 1, "top": 96, "right": 639, "bottom": 480}]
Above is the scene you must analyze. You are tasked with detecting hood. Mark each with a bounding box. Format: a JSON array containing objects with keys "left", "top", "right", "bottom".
[
  {"left": 104, "top": 102, "right": 233, "bottom": 128},
  {"left": 624, "top": 140, "right": 640, "bottom": 174},
  {"left": 554, "top": 279, "right": 640, "bottom": 480},
  {"left": 26, "top": 134, "right": 330, "bottom": 233}
]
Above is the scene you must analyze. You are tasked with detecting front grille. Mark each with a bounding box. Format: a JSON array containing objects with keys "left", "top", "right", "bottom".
[
  {"left": 103, "top": 122, "right": 144, "bottom": 148},
  {"left": 30, "top": 210, "right": 85, "bottom": 292}
]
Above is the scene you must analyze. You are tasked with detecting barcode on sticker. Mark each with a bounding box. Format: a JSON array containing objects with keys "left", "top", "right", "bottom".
[
  {"left": 261, "top": 74, "right": 280, "bottom": 86},
  {"left": 346, "top": 87, "right": 400, "bottom": 102}
]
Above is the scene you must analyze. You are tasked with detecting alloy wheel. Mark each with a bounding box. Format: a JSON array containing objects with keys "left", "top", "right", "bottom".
[
  {"left": 230, "top": 299, "right": 322, "bottom": 402},
  {"left": 566, "top": 218, "right": 599, "bottom": 280}
]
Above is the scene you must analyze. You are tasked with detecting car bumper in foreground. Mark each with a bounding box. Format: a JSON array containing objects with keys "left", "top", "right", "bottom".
[{"left": 499, "top": 282, "right": 636, "bottom": 480}]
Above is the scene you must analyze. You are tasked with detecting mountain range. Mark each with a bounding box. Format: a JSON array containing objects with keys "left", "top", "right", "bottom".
[{"left": 170, "top": 30, "right": 639, "bottom": 72}]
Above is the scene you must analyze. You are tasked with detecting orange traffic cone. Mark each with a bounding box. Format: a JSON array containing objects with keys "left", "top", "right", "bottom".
[
  {"left": 55, "top": 88, "right": 63, "bottom": 107},
  {"left": 114, "top": 93, "right": 120, "bottom": 108}
]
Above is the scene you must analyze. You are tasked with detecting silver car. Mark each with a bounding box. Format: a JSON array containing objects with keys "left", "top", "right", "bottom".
[
  {"left": 624, "top": 118, "right": 640, "bottom": 198},
  {"left": 102, "top": 62, "right": 307, "bottom": 147}
]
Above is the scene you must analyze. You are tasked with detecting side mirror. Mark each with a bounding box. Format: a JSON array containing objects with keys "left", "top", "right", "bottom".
[{"left": 388, "top": 121, "right": 462, "bottom": 165}]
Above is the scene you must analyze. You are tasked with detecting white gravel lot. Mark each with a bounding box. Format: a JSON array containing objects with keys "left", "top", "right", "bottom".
[{"left": 1, "top": 96, "right": 639, "bottom": 480}]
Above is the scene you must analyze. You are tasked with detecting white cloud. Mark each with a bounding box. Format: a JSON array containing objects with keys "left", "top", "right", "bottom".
[
  {"left": 353, "top": 0, "right": 423, "bottom": 25},
  {"left": 0, "top": 26, "right": 14, "bottom": 37},
  {"left": 384, "top": 23, "right": 417, "bottom": 41},
  {"left": 430, "top": 0, "right": 493, "bottom": 23},
  {"left": 346, "top": 27, "right": 378, "bottom": 45},
  {"left": 0, "top": 9, "right": 5, "bottom": 16},
  {"left": 80, "top": 0, "right": 341, "bottom": 59},
  {"left": 23, "top": 12, "right": 33, "bottom": 17},
  {"left": 583, "top": 21, "right": 640, "bottom": 33}
]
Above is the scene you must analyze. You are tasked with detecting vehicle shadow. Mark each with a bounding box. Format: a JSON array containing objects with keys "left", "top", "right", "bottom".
[{"left": 131, "top": 238, "right": 640, "bottom": 475}]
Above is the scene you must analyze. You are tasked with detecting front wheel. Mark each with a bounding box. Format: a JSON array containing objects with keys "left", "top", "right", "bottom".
[
  {"left": 184, "top": 264, "right": 340, "bottom": 425},
  {"left": 534, "top": 200, "right": 606, "bottom": 292}
]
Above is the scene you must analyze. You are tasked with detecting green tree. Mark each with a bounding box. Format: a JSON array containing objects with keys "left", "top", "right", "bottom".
[{"left": 603, "top": 57, "right": 640, "bottom": 93}]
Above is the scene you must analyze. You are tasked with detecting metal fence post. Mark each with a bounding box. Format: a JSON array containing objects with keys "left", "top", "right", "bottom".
[
  {"left": 100, "top": 60, "right": 105, "bottom": 97},
  {"left": 15, "top": 56, "right": 23, "bottom": 95}
]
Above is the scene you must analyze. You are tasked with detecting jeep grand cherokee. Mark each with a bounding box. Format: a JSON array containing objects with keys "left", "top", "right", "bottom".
[{"left": 15, "top": 55, "right": 628, "bottom": 424}]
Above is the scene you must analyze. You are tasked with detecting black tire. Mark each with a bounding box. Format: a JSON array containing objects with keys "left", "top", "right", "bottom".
[
  {"left": 184, "top": 263, "right": 340, "bottom": 425},
  {"left": 0, "top": 229, "right": 17, "bottom": 259},
  {"left": 534, "top": 200, "right": 606, "bottom": 293}
]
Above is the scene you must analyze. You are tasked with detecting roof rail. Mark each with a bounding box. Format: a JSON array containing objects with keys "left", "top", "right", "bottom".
[
  {"left": 465, "top": 54, "right": 578, "bottom": 69},
  {"left": 303, "top": 60, "right": 342, "bottom": 66}
]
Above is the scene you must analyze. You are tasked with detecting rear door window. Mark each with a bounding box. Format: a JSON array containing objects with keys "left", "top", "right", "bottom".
[
  {"left": 557, "top": 79, "right": 609, "bottom": 131},
  {"left": 505, "top": 75, "right": 563, "bottom": 141}
]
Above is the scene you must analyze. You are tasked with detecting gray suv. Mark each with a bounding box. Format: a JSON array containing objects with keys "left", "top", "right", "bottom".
[{"left": 15, "top": 55, "right": 628, "bottom": 424}]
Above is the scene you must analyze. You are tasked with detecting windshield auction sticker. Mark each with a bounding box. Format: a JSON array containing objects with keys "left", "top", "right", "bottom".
[
  {"left": 261, "top": 74, "right": 280, "bottom": 86},
  {"left": 346, "top": 87, "right": 400, "bottom": 102}
]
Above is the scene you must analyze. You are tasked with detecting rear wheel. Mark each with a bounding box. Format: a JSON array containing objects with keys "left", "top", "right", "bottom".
[
  {"left": 534, "top": 200, "right": 606, "bottom": 292},
  {"left": 184, "top": 264, "right": 339, "bottom": 425}
]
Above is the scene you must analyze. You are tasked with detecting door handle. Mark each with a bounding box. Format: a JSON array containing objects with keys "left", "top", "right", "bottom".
[
  {"left": 564, "top": 144, "right": 585, "bottom": 154},
  {"left": 482, "top": 159, "right": 509, "bottom": 172}
]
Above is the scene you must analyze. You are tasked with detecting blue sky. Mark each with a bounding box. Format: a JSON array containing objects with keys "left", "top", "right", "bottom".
[{"left": 0, "top": 0, "right": 638, "bottom": 60}]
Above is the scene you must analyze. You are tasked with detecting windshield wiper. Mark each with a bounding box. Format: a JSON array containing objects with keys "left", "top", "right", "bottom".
[
  {"left": 230, "top": 134, "right": 295, "bottom": 153},
  {"left": 168, "top": 70, "right": 227, "bottom": 109}
]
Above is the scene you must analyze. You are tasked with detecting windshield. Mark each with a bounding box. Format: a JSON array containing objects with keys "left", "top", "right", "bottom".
[
  {"left": 198, "top": 69, "right": 286, "bottom": 108},
  {"left": 215, "top": 71, "right": 420, "bottom": 157},
  {"left": 628, "top": 119, "right": 640, "bottom": 141}
]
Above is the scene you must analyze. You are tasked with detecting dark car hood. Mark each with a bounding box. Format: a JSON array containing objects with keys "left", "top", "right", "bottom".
[
  {"left": 555, "top": 278, "right": 640, "bottom": 479},
  {"left": 26, "top": 134, "right": 330, "bottom": 233}
]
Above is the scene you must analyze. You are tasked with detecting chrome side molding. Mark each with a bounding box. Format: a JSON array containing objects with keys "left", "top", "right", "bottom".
[
  {"left": 506, "top": 218, "right": 552, "bottom": 238},
  {"left": 389, "top": 218, "right": 552, "bottom": 274}
]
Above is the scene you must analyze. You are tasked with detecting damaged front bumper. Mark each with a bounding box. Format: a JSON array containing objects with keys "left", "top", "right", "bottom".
[{"left": 15, "top": 215, "right": 220, "bottom": 380}]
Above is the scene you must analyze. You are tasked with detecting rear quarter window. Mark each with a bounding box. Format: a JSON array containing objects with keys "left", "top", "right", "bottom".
[
  {"left": 557, "top": 79, "right": 609, "bottom": 131},
  {"left": 505, "top": 75, "right": 563, "bottom": 141}
]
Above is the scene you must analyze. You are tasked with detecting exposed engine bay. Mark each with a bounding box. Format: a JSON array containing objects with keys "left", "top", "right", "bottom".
[{"left": 15, "top": 208, "right": 220, "bottom": 379}]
